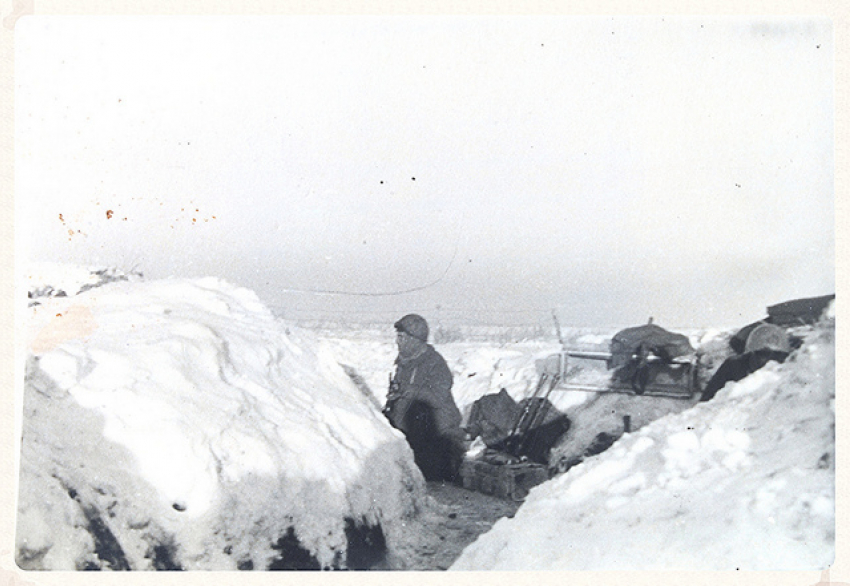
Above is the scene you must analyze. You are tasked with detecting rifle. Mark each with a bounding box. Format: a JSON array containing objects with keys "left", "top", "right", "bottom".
[
  {"left": 383, "top": 373, "right": 401, "bottom": 416},
  {"left": 503, "top": 370, "right": 562, "bottom": 457}
]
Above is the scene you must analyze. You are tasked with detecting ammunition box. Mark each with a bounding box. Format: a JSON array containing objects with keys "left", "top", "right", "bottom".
[{"left": 459, "top": 458, "right": 548, "bottom": 501}]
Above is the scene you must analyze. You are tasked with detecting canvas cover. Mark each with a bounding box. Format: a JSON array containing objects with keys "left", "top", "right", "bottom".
[
  {"left": 466, "top": 389, "right": 521, "bottom": 447},
  {"left": 466, "top": 390, "right": 570, "bottom": 463},
  {"left": 609, "top": 324, "right": 695, "bottom": 369},
  {"left": 729, "top": 294, "right": 833, "bottom": 354},
  {"left": 767, "top": 294, "right": 834, "bottom": 326}
]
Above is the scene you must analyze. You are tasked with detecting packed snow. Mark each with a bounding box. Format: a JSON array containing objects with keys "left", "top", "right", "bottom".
[
  {"left": 18, "top": 265, "right": 423, "bottom": 570},
  {"left": 15, "top": 264, "right": 835, "bottom": 571},
  {"left": 451, "top": 306, "right": 835, "bottom": 570}
]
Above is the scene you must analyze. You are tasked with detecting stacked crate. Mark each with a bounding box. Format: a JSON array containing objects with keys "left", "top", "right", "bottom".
[{"left": 459, "top": 458, "right": 548, "bottom": 501}]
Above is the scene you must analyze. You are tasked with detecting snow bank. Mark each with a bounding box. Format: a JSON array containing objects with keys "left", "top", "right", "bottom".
[
  {"left": 451, "top": 312, "right": 835, "bottom": 570},
  {"left": 547, "top": 391, "right": 699, "bottom": 472},
  {"left": 25, "top": 261, "right": 143, "bottom": 302},
  {"left": 16, "top": 271, "right": 424, "bottom": 570}
]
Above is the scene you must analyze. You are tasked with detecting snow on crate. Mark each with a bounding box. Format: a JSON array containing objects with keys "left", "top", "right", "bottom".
[
  {"left": 451, "top": 314, "right": 835, "bottom": 571},
  {"left": 17, "top": 273, "right": 424, "bottom": 570}
]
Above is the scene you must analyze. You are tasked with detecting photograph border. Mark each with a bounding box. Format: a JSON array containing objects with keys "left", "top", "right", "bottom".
[{"left": 1, "top": 1, "right": 846, "bottom": 585}]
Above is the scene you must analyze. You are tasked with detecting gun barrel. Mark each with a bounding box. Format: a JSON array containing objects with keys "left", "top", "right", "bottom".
[{"left": 565, "top": 351, "right": 612, "bottom": 361}]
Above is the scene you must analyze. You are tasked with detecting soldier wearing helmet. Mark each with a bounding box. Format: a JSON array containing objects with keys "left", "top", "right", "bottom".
[
  {"left": 700, "top": 323, "right": 792, "bottom": 403},
  {"left": 383, "top": 314, "right": 465, "bottom": 482}
]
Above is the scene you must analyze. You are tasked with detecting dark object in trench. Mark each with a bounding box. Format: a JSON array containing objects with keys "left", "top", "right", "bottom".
[
  {"left": 729, "top": 322, "right": 801, "bottom": 355},
  {"left": 80, "top": 504, "right": 130, "bottom": 570},
  {"left": 266, "top": 519, "right": 388, "bottom": 570},
  {"left": 79, "top": 505, "right": 131, "bottom": 570},
  {"left": 68, "top": 486, "right": 183, "bottom": 571},
  {"left": 147, "top": 540, "right": 182, "bottom": 571},
  {"left": 268, "top": 527, "right": 321, "bottom": 570},
  {"left": 468, "top": 390, "right": 570, "bottom": 466},
  {"left": 584, "top": 432, "right": 620, "bottom": 458},
  {"left": 767, "top": 294, "right": 835, "bottom": 327},
  {"left": 554, "top": 431, "right": 622, "bottom": 475},
  {"left": 609, "top": 324, "right": 694, "bottom": 370},
  {"left": 497, "top": 407, "right": 570, "bottom": 465},
  {"left": 344, "top": 517, "right": 387, "bottom": 570},
  {"left": 48, "top": 485, "right": 386, "bottom": 571},
  {"left": 77, "top": 505, "right": 181, "bottom": 570},
  {"left": 728, "top": 293, "right": 833, "bottom": 355},
  {"left": 466, "top": 388, "right": 519, "bottom": 447},
  {"left": 61, "top": 484, "right": 131, "bottom": 571},
  {"left": 403, "top": 400, "right": 464, "bottom": 483},
  {"left": 700, "top": 349, "right": 789, "bottom": 403}
]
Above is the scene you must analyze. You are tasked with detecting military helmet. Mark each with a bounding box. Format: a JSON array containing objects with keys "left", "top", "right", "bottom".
[
  {"left": 744, "top": 323, "right": 791, "bottom": 354},
  {"left": 394, "top": 314, "right": 429, "bottom": 342}
]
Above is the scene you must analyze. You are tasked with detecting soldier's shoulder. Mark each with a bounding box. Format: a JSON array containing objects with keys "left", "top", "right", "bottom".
[
  {"left": 425, "top": 344, "right": 446, "bottom": 358},
  {"left": 424, "top": 345, "right": 451, "bottom": 369}
]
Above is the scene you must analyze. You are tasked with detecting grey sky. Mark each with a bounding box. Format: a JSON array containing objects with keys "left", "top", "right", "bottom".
[{"left": 16, "top": 16, "right": 834, "bottom": 329}]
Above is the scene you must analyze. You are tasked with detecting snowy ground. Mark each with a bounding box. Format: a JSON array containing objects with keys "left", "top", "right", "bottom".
[
  {"left": 18, "top": 266, "right": 424, "bottom": 570},
  {"left": 452, "top": 313, "right": 836, "bottom": 571},
  {"left": 13, "top": 264, "right": 836, "bottom": 573}
]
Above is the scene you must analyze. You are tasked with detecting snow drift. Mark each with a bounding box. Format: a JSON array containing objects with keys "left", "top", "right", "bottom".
[
  {"left": 16, "top": 264, "right": 835, "bottom": 572},
  {"left": 17, "top": 267, "right": 424, "bottom": 570},
  {"left": 451, "top": 307, "right": 835, "bottom": 570}
]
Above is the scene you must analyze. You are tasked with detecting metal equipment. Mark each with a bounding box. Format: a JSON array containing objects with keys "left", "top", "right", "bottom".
[{"left": 537, "top": 347, "right": 699, "bottom": 400}]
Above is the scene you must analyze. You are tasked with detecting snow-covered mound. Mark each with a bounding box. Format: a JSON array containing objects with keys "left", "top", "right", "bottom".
[
  {"left": 25, "top": 262, "right": 143, "bottom": 304},
  {"left": 16, "top": 273, "right": 424, "bottom": 570},
  {"left": 451, "top": 308, "right": 835, "bottom": 570}
]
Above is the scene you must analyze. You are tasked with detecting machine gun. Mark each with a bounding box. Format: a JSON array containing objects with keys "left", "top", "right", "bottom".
[{"left": 543, "top": 347, "right": 699, "bottom": 399}]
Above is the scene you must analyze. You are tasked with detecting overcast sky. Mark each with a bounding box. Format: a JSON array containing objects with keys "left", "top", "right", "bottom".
[{"left": 16, "top": 15, "right": 834, "bottom": 329}]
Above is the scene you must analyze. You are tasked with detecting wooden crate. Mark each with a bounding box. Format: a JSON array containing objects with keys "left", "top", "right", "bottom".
[{"left": 459, "top": 458, "right": 548, "bottom": 501}]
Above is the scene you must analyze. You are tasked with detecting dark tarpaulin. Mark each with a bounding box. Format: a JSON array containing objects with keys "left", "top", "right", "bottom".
[
  {"left": 729, "top": 294, "right": 834, "bottom": 354},
  {"left": 767, "top": 294, "right": 835, "bottom": 326},
  {"left": 466, "top": 389, "right": 570, "bottom": 464},
  {"left": 609, "top": 324, "right": 694, "bottom": 369},
  {"left": 466, "top": 389, "right": 520, "bottom": 448}
]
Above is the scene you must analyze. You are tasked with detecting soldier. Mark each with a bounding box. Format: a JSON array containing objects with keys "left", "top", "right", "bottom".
[
  {"left": 700, "top": 323, "right": 792, "bottom": 402},
  {"left": 383, "top": 314, "right": 465, "bottom": 482}
]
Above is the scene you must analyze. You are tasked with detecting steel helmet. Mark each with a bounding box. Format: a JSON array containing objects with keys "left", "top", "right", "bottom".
[
  {"left": 394, "top": 314, "right": 429, "bottom": 342},
  {"left": 744, "top": 323, "right": 791, "bottom": 354}
]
